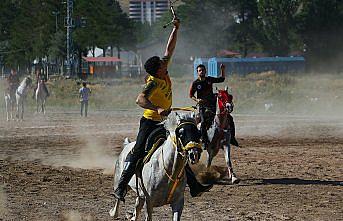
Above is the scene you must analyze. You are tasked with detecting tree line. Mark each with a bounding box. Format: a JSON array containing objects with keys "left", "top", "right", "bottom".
[{"left": 0, "top": 0, "right": 342, "bottom": 73}]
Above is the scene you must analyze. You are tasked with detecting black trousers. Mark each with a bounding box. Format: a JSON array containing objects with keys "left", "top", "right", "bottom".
[
  {"left": 199, "top": 105, "right": 215, "bottom": 141},
  {"left": 125, "top": 117, "right": 161, "bottom": 163}
]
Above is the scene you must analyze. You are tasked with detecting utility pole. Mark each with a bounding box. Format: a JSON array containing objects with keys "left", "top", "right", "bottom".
[
  {"left": 65, "top": 0, "right": 74, "bottom": 76},
  {"left": 52, "top": 11, "right": 60, "bottom": 32}
]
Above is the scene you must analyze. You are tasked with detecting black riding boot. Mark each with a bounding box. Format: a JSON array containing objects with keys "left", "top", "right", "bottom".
[
  {"left": 228, "top": 115, "right": 239, "bottom": 147},
  {"left": 113, "top": 161, "right": 137, "bottom": 202},
  {"left": 200, "top": 123, "right": 209, "bottom": 149},
  {"left": 185, "top": 164, "right": 213, "bottom": 197}
]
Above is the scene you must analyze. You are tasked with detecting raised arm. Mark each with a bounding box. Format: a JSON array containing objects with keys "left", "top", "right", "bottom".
[
  {"left": 209, "top": 64, "right": 226, "bottom": 83},
  {"left": 220, "top": 64, "right": 226, "bottom": 78},
  {"left": 164, "top": 18, "right": 180, "bottom": 58}
]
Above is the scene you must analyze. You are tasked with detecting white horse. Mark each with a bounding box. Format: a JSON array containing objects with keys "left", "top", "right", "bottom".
[
  {"left": 4, "top": 90, "right": 16, "bottom": 121},
  {"left": 110, "top": 113, "right": 202, "bottom": 221},
  {"left": 15, "top": 77, "right": 32, "bottom": 120},
  {"left": 35, "top": 79, "right": 49, "bottom": 114},
  {"left": 203, "top": 87, "right": 240, "bottom": 184}
]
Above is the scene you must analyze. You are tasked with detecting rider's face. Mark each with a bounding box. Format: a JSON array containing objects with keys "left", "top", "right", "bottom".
[
  {"left": 197, "top": 67, "right": 206, "bottom": 78},
  {"left": 156, "top": 60, "right": 167, "bottom": 78},
  {"left": 11, "top": 70, "right": 16, "bottom": 75}
]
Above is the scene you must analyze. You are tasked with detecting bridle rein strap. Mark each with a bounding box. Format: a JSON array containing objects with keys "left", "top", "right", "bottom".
[{"left": 162, "top": 121, "right": 201, "bottom": 203}]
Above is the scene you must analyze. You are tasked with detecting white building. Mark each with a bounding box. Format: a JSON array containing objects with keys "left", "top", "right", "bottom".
[{"left": 129, "top": 0, "right": 169, "bottom": 24}]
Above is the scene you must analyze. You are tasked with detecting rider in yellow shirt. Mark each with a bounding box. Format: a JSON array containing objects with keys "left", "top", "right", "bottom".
[{"left": 113, "top": 18, "right": 212, "bottom": 202}]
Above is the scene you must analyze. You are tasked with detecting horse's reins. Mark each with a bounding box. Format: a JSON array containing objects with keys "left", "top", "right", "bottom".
[
  {"left": 171, "top": 106, "right": 196, "bottom": 112},
  {"left": 161, "top": 121, "right": 202, "bottom": 203}
]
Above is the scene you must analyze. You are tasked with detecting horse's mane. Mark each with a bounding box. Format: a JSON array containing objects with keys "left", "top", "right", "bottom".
[{"left": 163, "top": 112, "right": 196, "bottom": 135}]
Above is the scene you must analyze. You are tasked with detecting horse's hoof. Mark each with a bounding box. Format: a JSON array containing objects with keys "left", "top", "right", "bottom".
[
  {"left": 231, "top": 176, "right": 240, "bottom": 184},
  {"left": 109, "top": 208, "right": 118, "bottom": 218}
]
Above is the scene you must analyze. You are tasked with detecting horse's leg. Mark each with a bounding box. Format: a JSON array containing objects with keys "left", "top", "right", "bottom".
[
  {"left": 223, "top": 143, "right": 240, "bottom": 184},
  {"left": 144, "top": 199, "right": 153, "bottom": 221},
  {"left": 131, "top": 196, "right": 144, "bottom": 221},
  {"left": 10, "top": 100, "right": 14, "bottom": 120},
  {"left": 43, "top": 99, "right": 46, "bottom": 114},
  {"left": 42, "top": 99, "right": 45, "bottom": 114},
  {"left": 36, "top": 98, "right": 39, "bottom": 113},
  {"left": 108, "top": 199, "right": 120, "bottom": 218},
  {"left": 171, "top": 197, "right": 184, "bottom": 221},
  {"left": 16, "top": 98, "right": 20, "bottom": 120},
  {"left": 20, "top": 100, "right": 24, "bottom": 120},
  {"left": 5, "top": 97, "right": 9, "bottom": 121}
]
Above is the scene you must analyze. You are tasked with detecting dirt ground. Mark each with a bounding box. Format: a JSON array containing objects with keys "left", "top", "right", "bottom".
[{"left": 0, "top": 111, "right": 342, "bottom": 221}]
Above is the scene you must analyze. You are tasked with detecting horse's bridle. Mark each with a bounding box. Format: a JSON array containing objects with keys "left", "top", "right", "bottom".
[
  {"left": 174, "top": 121, "right": 202, "bottom": 153},
  {"left": 161, "top": 120, "right": 202, "bottom": 203}
]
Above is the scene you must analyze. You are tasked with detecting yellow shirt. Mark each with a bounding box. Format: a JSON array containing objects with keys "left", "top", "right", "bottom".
[{"left": 143, "top": 74, "right": 172, "bottom": 121}]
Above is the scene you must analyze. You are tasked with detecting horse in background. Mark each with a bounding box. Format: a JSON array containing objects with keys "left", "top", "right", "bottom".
[
  {"left": 110, "top": 112, "right": 202, "bottom": 221},
  {"left": 35, "top": 79, "right": 49, "bottom": 114},
  {"left": 201, "top": 87, "right": 240, "bottom": 184},
  {"left": 15, "top": 76, "right": 32, "bottom": 120},
  {"left": 4, "top": 88, "right": 17, "bottom": 121}
]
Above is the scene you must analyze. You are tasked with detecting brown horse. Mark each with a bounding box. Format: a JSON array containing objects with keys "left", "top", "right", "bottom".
[{"left": 198, "top": 87, "right": 239, "bottom": 184}]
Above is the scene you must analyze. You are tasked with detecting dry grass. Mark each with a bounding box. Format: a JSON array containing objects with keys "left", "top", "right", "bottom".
[{"left": 1, "top": 72, "right": 343, "bottom": 116}]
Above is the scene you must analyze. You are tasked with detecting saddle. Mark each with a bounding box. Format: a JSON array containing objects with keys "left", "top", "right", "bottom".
[{"left": 138, "top": 127, "right": 167, "bottom": 169}]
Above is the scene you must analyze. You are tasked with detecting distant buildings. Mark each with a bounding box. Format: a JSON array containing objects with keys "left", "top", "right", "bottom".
[{"left": 129, "top": 0, "right": 169, "bottom": 24}]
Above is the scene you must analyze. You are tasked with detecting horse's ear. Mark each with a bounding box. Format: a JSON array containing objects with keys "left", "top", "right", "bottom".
[
  {"left": 175, "top": 112, "right": 181, "bottom": 122},
  {"left": 225, "top": 86, "right": 228, "bottom": 91}
]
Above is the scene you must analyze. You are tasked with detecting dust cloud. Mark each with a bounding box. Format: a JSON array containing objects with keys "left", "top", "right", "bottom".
[
  {"left": 65, "top": 134, "right": 116, "bottom": 175},
  {"left": 61, "top": 210, "right": 94, "bottom": 221},
  {"left": 171, "top": 72, "right": 343, "bottom": 139}
]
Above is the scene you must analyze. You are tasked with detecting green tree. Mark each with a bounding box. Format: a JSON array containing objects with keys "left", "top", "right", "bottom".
[
  {"left": 296, "top": 0, "right": 343, "bottom": 72},
  {"left": 6, "top": 0, "right": 35, "bottom": 66},
  {"left": 254, "top": 0, "right": 301, "bottom": 56},
  {"left": 229, "top": 0, "right": 259, "bottom": 56}
]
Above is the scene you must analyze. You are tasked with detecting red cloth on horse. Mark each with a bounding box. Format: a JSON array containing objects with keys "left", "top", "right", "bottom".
[{"left": 217, "top": 90, "right": 233, "bottom": 112}]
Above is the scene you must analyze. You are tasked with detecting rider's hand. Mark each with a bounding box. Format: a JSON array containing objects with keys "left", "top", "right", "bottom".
[
  {"left": 173, "top": 18, "right": 180, "bottom": 29},
  {"left": 157, "top": 107, "right": 171, "bottom": 116},
  {"left": 197, "top": 99, "right": 205, "bottom": 104}
]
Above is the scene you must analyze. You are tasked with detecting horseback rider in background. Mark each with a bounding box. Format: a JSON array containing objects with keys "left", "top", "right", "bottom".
[
  {"left": 189, "top": 64, "right": 239, "bottom": 148},
  {"left": 32, "top": 68, "right": 49, "bottom": 99},
  {"left": 6, "top": 68, "right": 20, "bottom": 99}
]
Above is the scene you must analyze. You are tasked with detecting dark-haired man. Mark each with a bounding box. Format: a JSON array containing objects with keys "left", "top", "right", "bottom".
[
  {"left": 113, "top": 18, "right": 212, "bottom": 202},
  {"left": 189, "top": 64, "right": 239, "bottom": 147}
]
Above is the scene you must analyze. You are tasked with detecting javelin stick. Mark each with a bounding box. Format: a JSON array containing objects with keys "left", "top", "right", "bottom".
[
  {"left": 171, "top": 106, "right": 197, "bottom": 112},
  {"left": 163, "top": 1, "right": 177, "bottom": 28}
]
